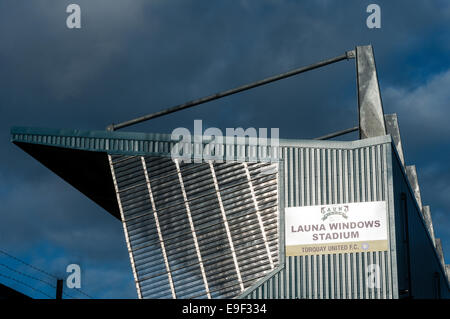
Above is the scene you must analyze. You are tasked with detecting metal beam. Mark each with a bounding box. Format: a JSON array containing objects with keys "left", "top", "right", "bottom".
[
  {"left": 356, "top": 45, "right": 387, "bottom": 139},
  {"left": 107, "top": 50, "right": 355, "bottom": 131},
  {"left": 314, "top": 126, "right": 359, "bottom": 140}
]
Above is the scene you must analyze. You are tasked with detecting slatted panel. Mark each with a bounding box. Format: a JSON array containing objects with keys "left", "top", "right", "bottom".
[{"left": 109, "top": 155, "right": 279, "bottom": 299}]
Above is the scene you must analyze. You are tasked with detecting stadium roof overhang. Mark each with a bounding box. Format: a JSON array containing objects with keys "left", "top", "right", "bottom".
[{"left": 10, "top": 125, "right": 395, "bottom": 222}]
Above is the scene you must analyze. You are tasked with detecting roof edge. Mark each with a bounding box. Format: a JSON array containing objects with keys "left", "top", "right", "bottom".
[{"left": 11, "top": 126, "right": 392, "bottom": 150}]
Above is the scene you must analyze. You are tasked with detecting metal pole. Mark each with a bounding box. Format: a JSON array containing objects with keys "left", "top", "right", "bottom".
[
  {"left": 107, "top": 50, "right": 355, "bottom": 131},
  {"left": 314, "top": 126, "right": 359, "bottom": 140},
  {"left": 356, "top": 45, "right": 386, "bottom": 139},
  {"left": 56, "top": 279, "right": 63, "bottom": 300}
]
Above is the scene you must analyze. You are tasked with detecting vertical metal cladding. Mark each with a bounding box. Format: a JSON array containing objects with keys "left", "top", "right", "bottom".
[
  {"left": 244, "top": 141, "right": 394, "bottom": 299},
  {"left": 109, "top": 155, "right": 279, "bottom": 299}
]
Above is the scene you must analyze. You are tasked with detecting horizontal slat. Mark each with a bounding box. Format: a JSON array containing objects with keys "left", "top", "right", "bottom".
[{"left": 110, "top": 155, "right": 279, "bottom": 299}]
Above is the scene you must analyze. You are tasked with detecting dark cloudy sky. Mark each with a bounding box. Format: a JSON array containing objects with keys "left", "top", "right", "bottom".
[{"left": 0, "top": 0, "right": 449, "bottom": 298}]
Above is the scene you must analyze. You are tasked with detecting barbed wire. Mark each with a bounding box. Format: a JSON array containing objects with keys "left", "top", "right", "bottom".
[
  {"left": 0, "top": 248, "right": 94, "bottom": 299},
  {"left": 0, "top": 262, "right": 56, "bottom": 288},
  {"left": 0, "top": 273, "right": 53, "bottom": 299},
  {"left": 0, "top": 262, "right": 79, "bottom": 299},
  {"left": 0, "top": 249, "right": 57, "bottom": 280},
  {"left": 70, "top": 287, "right": 93, "bottom": 299}
]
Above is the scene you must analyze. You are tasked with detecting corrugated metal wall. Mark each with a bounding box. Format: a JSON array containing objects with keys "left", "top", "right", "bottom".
[{"left": 242, "top": 139, "right": 396, "bottom": 299}]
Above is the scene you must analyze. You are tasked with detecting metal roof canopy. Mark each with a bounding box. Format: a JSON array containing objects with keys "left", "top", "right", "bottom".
[
  {"left": 10, "top": 124, "right": 392, "bottom": 223},
  {"left": 9, "top": 126, "right": 375, "bottom": 222}
]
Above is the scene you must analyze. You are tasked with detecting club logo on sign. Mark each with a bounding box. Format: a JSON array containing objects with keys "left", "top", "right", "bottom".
[{"left": 321, "top": 205, "right": 349, "bottom": 221}]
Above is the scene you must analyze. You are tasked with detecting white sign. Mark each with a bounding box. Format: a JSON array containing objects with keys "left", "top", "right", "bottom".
[{"left": 285, "top": 201, "right": 388, "bottom": 256}]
